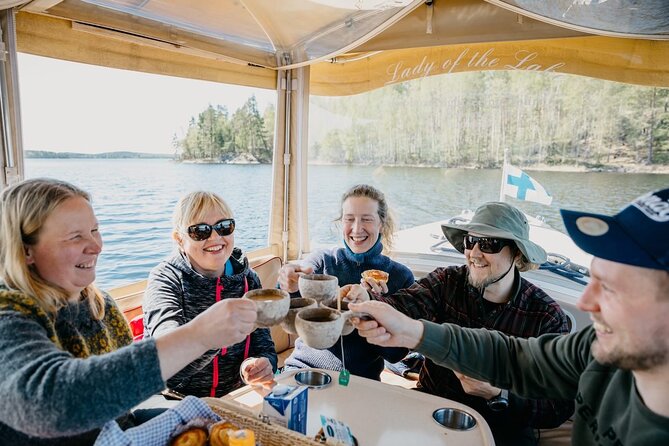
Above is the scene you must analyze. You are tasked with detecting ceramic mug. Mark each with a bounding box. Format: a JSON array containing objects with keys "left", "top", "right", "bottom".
[
  {"left": 321, "top": 298, "right": 355, "bottom": 336},
  {"left": 295, "top": 307, "right": 350, "bottom": 349},
  {"left": 280, "top": 297, "right": 317, "bottom": 335},
  {"left": 298, "top": 273, "right": 338, "bottom": 303},
  {"left": 243, "top": 288, "right": 290, "bottom": 328}
]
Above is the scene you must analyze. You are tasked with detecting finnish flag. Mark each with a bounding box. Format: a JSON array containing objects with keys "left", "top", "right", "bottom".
[{"left": 502, "top": 163, "right": 553, "bottom": 206}]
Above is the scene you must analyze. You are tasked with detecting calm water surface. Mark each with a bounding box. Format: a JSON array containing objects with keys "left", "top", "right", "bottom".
[{"left": 25, "top": 159, "right": 668, "bottom": 289}]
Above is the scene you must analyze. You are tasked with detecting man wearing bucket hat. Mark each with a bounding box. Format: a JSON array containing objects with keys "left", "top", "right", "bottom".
[
  {"left": 350, "top": 188, "right": 669, "bottom": 445},
  {"left": 346, "top": 201, "right": 573, "bottom": 446}
]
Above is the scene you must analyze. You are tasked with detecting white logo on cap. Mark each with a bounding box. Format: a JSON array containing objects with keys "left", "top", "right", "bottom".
[
  {"left": 632, "top": 192, "right": 669, "bottom": 223},
  {"left": 575, "top": 217, "right": 609, "bottom": 236}
]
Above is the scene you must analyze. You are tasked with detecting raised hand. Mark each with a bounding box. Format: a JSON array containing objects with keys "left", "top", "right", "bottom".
[
  {"left": 155, "top": 297, "right": 258, "bottom": 381},
  {"left": 340, "top": 284, "right": 371, "bottom": 303},
  {"left": 348, "top": 301, "right": 423, "bottom": 349},
  {"left": 192, "top": 298, "right": 258, "bottom": 350},
  {"left": 278, "top": 264, "right": 314, "bottom": 293},
  {"left": 360, "top": 276, "right": 389, "bottom": 295}
]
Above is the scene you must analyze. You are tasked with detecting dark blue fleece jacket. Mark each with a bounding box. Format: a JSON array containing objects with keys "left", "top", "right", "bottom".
[{"left": 284, "top": 240, "right": 414, "bottom": 379}]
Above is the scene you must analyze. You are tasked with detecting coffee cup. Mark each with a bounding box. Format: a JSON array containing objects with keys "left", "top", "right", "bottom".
[
  {"left": 295, "top": 307, "right": 349, "bottom": 349},
  {"left": 298, "top": 274, "right": 338, "bottom": 303},
  {"left": 321, "top": 299, "right": 354, "bottom": 336},
  {"left": 280, "top": 297, "right": 317, "bottom": 335},
  {"left": 244, "top": 288, "right": 290, "bottom": 328}
]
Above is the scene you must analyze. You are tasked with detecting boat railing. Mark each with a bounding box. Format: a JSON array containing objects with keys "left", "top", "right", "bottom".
[{"left": 540, "top": 253, "right": 590, "bottom": 285}]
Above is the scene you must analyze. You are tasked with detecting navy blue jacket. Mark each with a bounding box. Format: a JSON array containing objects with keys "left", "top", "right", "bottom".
[{"left": 285, "top": 240, "right": 414, "bottom": 380}]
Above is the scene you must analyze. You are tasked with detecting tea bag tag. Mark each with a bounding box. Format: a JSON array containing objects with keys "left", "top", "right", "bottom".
[{"left": 338, "top": 369, "right": 350, "bottom": 386}]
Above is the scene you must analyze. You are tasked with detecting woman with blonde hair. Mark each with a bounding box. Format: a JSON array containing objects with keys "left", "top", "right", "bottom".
[
  {"left": 0, "top": 178, "right": 258, "bottom": 444},
  {"left": 143, "top": 191, "right": 277, "bottom": 398},
  {"left": 278, "top": 184, "right": 414, "bottom": 379}
]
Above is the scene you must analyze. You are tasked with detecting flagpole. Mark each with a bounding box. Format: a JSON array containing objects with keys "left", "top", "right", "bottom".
[{"left": 499, "top": 149, "right": 508, "bottom": 202}]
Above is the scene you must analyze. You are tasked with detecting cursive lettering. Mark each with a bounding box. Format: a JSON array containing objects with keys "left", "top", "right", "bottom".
[
  {"left": 385, "top": 48, "right": 566, "bottom": 85},
  {"left": 504, "top": 50, "right": 565, "bottom": 72}
]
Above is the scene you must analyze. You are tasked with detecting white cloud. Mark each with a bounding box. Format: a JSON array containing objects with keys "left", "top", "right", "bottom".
[{"left": 18, "top": 53, "right": 277, "bottom": 154}]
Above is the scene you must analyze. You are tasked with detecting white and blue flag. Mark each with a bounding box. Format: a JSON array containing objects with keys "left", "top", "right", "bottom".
[{"left": 502, "top": 163, "right": 553, "bottom": 205}]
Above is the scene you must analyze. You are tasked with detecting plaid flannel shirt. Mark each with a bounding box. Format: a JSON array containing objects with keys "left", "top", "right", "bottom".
[{"left": 377, "top": 265, "right": 574, "bottom": 433}]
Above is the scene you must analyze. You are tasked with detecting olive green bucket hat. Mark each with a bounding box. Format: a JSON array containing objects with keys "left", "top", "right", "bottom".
[{"left": 441, "top": 202, "right": 547, "bottom": 267}]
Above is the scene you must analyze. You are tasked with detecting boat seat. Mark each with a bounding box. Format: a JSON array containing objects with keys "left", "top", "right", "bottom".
[{"left": 110, "top": 253, "right": 294, "bottom": 366}]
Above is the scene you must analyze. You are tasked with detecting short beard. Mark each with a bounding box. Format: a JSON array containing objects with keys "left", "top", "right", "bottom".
[
  {"left": 468, "top": 271, "right": 505, "bottom": 289},
  {"left": 467, "top": 259, "right": 515, "bottom": 289},
  {"left": 592, "top": 340, "right": 668, "bottom": 371}
]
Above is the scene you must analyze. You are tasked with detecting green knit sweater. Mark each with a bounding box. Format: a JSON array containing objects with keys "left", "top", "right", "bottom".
[{"left": 0, "top": 285, "right": 165, "bottom": 445}]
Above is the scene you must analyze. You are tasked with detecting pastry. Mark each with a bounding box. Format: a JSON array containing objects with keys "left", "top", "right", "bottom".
[
  {"left": 170, "top": 417, "right": 213, "bottom": 446},
  {"left": 361, "top": 269, "right": 389, "bottom": 282},
  {"left": 169, "top": 427, "right": 207, "bottom": 446},
  {"left": 208, "top": 420, "right": 240, "bottom": 446}
]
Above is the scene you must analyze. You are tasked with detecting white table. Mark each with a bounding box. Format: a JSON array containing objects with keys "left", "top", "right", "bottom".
[{"left": 222, "top": 369, "right": 495, "bottom": 446}]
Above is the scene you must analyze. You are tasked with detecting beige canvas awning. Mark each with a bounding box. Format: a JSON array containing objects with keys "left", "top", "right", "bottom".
[{"left": 13, "top": 1, "right": 669, "bottom": 93}]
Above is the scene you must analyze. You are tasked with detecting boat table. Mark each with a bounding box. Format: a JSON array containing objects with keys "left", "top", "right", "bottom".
[{"left": 220, "top": 368, "right": 495, "bottom": 446}]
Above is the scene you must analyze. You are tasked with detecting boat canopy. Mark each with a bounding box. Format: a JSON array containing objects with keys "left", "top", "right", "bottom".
[
  {"left": 8, "top": 0, "right": 669, "bottom": 93},
  {"left": 1, "top": 0, "right": 668, "bottom": 260}
]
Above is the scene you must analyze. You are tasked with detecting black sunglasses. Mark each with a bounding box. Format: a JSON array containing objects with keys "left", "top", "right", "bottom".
[
  {"left": 463, "top": 234, "right": 512, "bottom": 254},
  {"left": 187, "top": 218, "right": 235, "bottom": 241}
]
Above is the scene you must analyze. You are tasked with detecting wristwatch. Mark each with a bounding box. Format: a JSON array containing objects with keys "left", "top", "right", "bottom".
[{"left": 487, "top": 389, "right": 509, "bottom": 411}]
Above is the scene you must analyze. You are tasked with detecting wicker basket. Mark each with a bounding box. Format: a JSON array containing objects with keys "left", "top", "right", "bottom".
[{"left": 203, "top": 398, "right": 321, "bottom": 446}]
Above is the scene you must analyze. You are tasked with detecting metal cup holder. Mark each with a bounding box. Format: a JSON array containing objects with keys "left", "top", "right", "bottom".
[
  {"left": 432, "top": 408, "right": 477, "bottom": 431},
  {"left": 294, "top": 370, "right": 332, "bottom": 389}
]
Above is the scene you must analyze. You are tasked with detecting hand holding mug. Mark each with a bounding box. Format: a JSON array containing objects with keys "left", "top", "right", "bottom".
[
  {"left": 278, "top": 264, "right": 314, "bottom": 293},
  {"left": 340, "top": 284, "right": 370, "bottom": 303},
  {"left": 349, "top": 301, "right": 423, "bottom": 349},
  {"left": 194, "top": 298, "right": 257, "bottom": 350}
]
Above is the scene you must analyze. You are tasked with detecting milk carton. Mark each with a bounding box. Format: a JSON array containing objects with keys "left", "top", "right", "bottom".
[{"left": 262, "top": 384, "right": 308, "bottom": 434}]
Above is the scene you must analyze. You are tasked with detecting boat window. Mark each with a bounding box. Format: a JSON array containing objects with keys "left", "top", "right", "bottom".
[
  {"left": 306, "top": 70, "right": 669, "bottom": 248},
  {"left": 19, "top": 53, "right": 277, "bottom": 290}
]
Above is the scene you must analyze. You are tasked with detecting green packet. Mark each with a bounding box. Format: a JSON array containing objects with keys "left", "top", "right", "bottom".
[{"left": 317, "top": 415, "right": 356, "bottom": 446}]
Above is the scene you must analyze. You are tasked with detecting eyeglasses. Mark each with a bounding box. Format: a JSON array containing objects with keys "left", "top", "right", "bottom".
[
  {"left": 463, "top": 235, "right": 512, "bottom": 254},
  {"left": 186, "top": 218, "right": 235, "bottom": 241}
]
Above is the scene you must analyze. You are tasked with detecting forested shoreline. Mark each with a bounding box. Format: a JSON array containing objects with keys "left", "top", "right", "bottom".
[{"left": 176, "top": 71, "right": 669, "bottom": 169}]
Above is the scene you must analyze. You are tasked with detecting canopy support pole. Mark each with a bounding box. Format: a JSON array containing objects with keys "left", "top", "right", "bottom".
[{"left": 0, "top": 7, "right": 23, "bottom": 189}]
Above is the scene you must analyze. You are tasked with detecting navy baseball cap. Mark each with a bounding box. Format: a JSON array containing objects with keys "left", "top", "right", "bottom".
[{"left": 560, "top": 188, "right": 669, "bottom": 271}]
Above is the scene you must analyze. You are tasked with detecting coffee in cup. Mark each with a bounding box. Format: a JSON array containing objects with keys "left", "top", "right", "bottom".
[
  {"left": 295, "top": 307, "right": 347, "bottom": 349},
  {"left": 244, "top": 288, "right": 290, "bottom": 328},
  {"left": 280, "top": 297, "right": 317, "bottom": 335}
]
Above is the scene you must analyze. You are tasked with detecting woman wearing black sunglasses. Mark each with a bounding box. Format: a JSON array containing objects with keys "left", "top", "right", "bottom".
[{"left": 143, "top": 191, "right": 277, "bottom": 399}]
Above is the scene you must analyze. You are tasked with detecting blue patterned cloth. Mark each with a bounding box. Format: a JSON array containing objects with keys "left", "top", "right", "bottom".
[{"left": 94, "top": 396, "right": 220, "bottom": 446}]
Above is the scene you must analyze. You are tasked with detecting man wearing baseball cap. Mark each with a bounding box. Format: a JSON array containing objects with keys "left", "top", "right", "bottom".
[
  {"left": 350, "top": 188, "right": 669, "bottom": 445},
  {"left": 346, "top": 201, "right": 574, "bottom": 446}
]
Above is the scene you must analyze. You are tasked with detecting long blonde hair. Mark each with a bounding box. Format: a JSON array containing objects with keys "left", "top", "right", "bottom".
[
  {"left": 172, "top": 191, "right": 234, "bottom": 247},
  {"left": 337, "top": 184, "right": 396, "bottom": 251},
  {"left": 0, "top": 178, "right": 106, "bottom": 318}
]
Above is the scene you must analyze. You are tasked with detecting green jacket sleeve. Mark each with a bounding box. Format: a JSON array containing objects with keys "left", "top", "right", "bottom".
[{"left": 417, "top": 320, "right": 595, "bottom": 401}]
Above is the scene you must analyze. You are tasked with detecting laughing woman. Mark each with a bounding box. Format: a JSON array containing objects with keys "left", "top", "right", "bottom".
[
  {"left": 143, "top": 191, "right": 277, "bottom": 398},
  {"left": 278, "top": 184, "right": 415, "bottom": 380},
  {"left": 0, "top": 179, "right": 259, "bottom": 444}
]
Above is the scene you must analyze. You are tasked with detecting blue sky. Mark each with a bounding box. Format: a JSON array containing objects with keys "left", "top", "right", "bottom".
[{"left": 17, "top": 53, "right": 277, "bottom": 154}]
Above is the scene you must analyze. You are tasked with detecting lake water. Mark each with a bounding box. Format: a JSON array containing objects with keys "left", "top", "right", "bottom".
[{"left": 24, "top": 159, "right": 668, "bottom": 290}]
